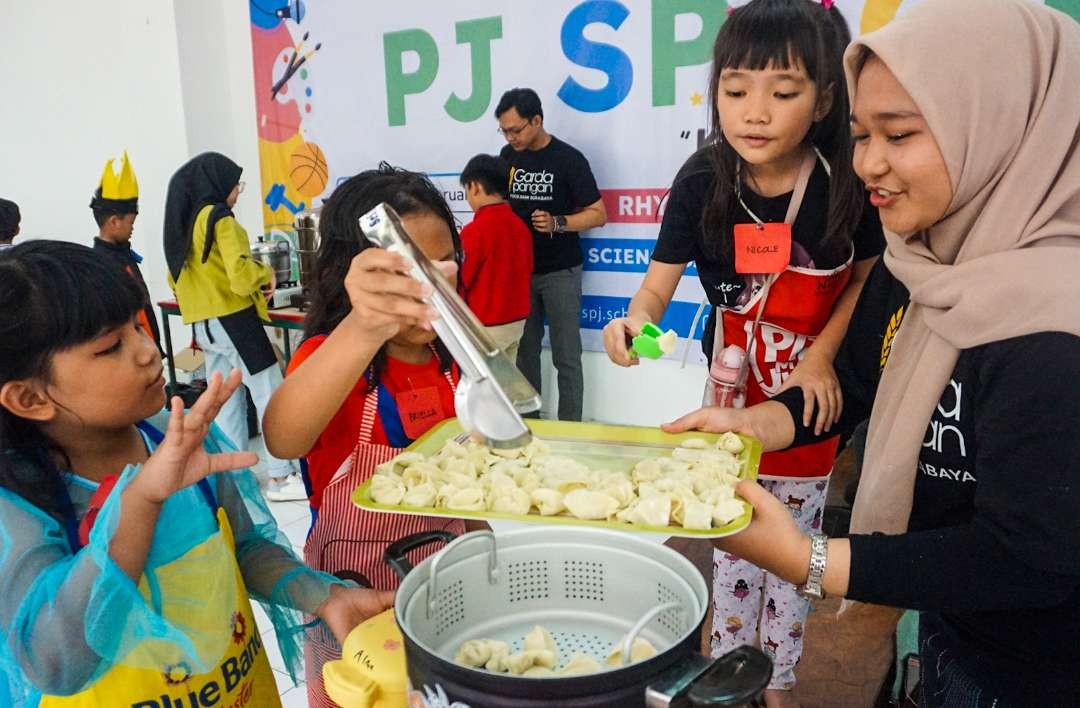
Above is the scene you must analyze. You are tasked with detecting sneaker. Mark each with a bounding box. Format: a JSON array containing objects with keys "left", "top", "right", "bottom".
[{"left": 266, "top": 474, "right": 307, "bottom": 502}]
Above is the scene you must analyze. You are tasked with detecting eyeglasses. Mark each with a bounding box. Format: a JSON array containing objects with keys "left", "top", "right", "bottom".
[
  {"left": 497, "top": 121, "right": 531, "bottom": 137},
  {"left": 237, "top": 181, "right": 246, "bottom": 195}
]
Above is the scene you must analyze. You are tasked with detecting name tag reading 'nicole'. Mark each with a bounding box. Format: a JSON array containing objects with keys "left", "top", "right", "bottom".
[{"left": 734, "top": 222, "right": 792, "bottom": 274}]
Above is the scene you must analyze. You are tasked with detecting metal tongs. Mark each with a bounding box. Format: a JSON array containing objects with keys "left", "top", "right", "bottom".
[{"left": 359, "top": 203, "right": 540, "bottom": 448}]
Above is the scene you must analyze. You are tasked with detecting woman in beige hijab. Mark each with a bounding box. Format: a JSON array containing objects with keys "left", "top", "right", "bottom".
[{"left": 665, "top": 0, "right": 1080, "bottom": 703}]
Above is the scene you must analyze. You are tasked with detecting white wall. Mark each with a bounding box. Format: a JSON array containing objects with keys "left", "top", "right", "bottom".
[
  {"left": 4, "top": 0, "right": 190, "bottom": 310},
  {"left": 4, "top": 1, "right": 706, "bottom": 427}
]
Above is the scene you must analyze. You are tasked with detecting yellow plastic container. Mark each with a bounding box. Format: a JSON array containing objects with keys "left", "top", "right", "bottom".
[{"left": 323, "top": 609, "right": 408, "bottom": 707}]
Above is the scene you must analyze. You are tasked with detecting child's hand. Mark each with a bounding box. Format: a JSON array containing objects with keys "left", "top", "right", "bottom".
[
  {"left": 662, "top": 406, "right": 755, "bottom": 437},
  {"left": 603, "top": 316, "right": 643, "bottom": 367},
  {"left": 711, "top": 480, "right": 811, "bottom": 587},
  {"left": 129, "top": 370, "right": 258, "bottom": 505},
  {"left": 778, "top": 350, "right": 843, "bottom": 435},
  {"left": 316, "top": 584, "right": 397, "bottom": 645},
  {"left": 343, "top": 248, "right": 444, "bottom": 345}
]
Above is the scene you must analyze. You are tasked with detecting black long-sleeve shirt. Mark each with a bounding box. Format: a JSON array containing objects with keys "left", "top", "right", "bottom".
[{"left": 773, "top": 258, "right": 1080, "bottom": 703}]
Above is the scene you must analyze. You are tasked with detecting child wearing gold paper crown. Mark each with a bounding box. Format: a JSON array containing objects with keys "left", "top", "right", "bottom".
[{"left": 90, "top": 152, "right": 162, "bottom": 354}]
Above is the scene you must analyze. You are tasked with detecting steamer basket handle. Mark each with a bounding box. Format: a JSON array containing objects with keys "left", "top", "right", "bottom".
[
  {"left": 427, "top": 530, "right": 498, "bottom": 619},
  {"left": 621, "top": 602, "right": 681, "bottom": 667},
  {"left": 383, "top": 530, "right": 458, "bottom": 579}
]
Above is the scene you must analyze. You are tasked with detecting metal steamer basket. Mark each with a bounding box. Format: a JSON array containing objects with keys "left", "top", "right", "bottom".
[{"left": 391, "top": 527, "right": 771, "bottom": 707}]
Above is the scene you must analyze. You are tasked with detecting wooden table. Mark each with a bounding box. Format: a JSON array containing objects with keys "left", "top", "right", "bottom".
[{"left": 157, "top": 300, "right": 306, "bottom": 386}]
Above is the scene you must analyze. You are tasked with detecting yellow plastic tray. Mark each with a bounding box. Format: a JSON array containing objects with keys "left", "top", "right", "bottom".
[{"left": 352, "top": 418, "right": 761, "bottom": 538}]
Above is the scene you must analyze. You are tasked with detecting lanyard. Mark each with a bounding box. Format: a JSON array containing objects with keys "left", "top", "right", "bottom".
[
  {"left": 376, "top": 380, "right": 413, "bottom": 448},
  {"left": 736, "top": 147, "right": 826, "bottom": 344},
  {"left": 57, "top": 421, "right": 217, "bottom": 553},
  {"left": 734, "top": 146, "right": 828, "bottom": 227}
]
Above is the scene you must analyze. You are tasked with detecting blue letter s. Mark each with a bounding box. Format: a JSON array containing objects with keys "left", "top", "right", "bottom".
[{"left": 557, "top": 1, "right": 634, "bottom": 113}]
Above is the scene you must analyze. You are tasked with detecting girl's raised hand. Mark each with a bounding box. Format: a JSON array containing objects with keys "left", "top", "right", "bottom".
[
  {"left": 777, "top": 349, "right": 843, "bottom": 435},
  {"left": 343, "top": 248, "right": 446, "bottom": 345},
  {"left": 130, "top": 370, "right": 258, "bottom": 505}
]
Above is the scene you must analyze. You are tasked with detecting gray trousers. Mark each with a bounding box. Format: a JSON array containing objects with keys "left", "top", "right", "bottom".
[{"left": 516, "top": 266, "right": 584, "bottom": 421}]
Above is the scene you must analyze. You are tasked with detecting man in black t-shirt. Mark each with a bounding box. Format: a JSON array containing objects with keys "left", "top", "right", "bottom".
[{"left": 495, "top": 88, "right": 607, "bottom": 421}]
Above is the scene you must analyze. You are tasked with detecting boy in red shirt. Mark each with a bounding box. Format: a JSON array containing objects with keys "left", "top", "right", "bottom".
[{"left": 459, "top": 154, "right": 533, "bottom": 360}]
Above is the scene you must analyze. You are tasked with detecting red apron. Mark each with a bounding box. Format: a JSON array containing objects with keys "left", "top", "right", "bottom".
[
  {"left": 709, "top": 148, "right": 849, "bottom": 480},
  {"left": 304, "top": 366, "right": 464, "bottom": 707},
  {"left": 717, "top": 260, "right": 851, "bottom": 480}
]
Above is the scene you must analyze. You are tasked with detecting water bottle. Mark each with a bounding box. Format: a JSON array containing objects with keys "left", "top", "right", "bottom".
[{"left": 704, "top": 344, "right": 748, "bottom": 408}]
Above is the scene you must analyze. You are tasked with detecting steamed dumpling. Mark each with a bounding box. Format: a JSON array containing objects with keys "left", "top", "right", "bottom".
[
  {"left": 559, "top": 652, "right": 604, "bottom": 676},
  {"left": 597, "top": 474, "right": 636, "bottom": 508},
  {"left": 530, "top": 488, "right": 565, "bottom": 516},
  {"left": 455, "top": 639, "right": 492, "bottom": 668},
  {"left": 679, "top": 437, "right": 709, "bottom": 450},
  {"left": 563, "top": 489, "right": 620, "bottom": 520},
  {"left": 522, "top": 665, "right": 556, "bottom": 677},
  {"left": 484, "top": 640, "right": 511, "bottom": 672},
  {"left": 514, "top": 469, "right": 542, "bottom": 494},
  {"left": 369, "top": 475, "right": 405, "bottom": 505},
  {"left": 402, "top": 461, "right": 440, "bottom": 488},
  {"left": 491, "top": 446, "right": 524, "bottom": 459},
  {"left": 617, "top": 494, "right": 672, "bottom": 527},
  {"left": 377, "top": 451, "right": 425, "bottom": 477},
  {"left": 505, "top": 649, "right": 556, "bottom": 675},
  {"left": 712, "top": 498, "right": 747, "bottom": 526},
  {"left": 671, "top": 447, "right": 705, "bottom": 463},
  {"left": 681, "top": 499, "right": 714, "bottom": 530},
  {"left": 717, "top": 431, "right": 745, "bottom": 454},
  {"left": 631, "top": 459, "right": 663, "bottom": 484},
  {"left": 489, "top": 486, "right": 532, "bottom": 516},
  {"left": 605, "top": 637, "right": 657, "bottom": 667},
  {"left": 401, "top": 482, "right": 437, "bottom": 508},
  {"left": 523, "top": 625, "right": 557, "bottom": 655},
  {"left": 444, "top": 486, "right": 486, "bottom": 512}
]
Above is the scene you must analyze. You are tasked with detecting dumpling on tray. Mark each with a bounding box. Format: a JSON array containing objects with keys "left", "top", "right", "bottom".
[
  {"left": 369, "top": 474, "right": 405, "bottom": 505},
  {"left": 563, "top": 489, "right": 620, "bottom": 520}
]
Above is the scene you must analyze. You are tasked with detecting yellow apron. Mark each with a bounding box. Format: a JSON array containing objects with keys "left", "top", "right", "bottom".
[{"left": 41, "top": 506, "right": 281, "bottom": 708}]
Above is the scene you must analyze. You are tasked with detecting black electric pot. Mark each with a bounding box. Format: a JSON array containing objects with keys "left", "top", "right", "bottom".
[{"left": 382, "top": 529, "right": 772, "bottom": 708}]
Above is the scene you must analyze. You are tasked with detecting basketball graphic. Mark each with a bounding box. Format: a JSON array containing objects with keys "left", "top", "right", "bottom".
[{"left": 289, "top": 141, "right": 328, "bottom": 197}]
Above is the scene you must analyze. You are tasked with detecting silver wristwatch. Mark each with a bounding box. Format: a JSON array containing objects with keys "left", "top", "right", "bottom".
[{"left": 799, "top": 533, "right": 829, "bottom": 599}]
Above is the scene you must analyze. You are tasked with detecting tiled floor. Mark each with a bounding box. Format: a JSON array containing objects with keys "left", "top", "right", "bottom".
[{"left": 250, "top": 435, "right": 314, "bottom": 706}]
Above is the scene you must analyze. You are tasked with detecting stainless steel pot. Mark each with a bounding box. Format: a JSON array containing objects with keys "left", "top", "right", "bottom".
[
  {"left": 388, "top": 528, "right": 771, "bottom": 707},
  {"left": 293, "top": 207, "right": 321, "bottom": 290},
  {"left": 251, "top": 236, "right": 293, "bottom": 286}
]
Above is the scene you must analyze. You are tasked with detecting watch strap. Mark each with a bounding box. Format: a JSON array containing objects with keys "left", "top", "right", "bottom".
[{"left": 799, "top": 533, "right": 829, "bottom": 599}]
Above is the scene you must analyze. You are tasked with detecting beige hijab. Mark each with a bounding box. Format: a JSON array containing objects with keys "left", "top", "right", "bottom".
[{"left": 845, "top": 0, "right": 1080, "bottom": 536}]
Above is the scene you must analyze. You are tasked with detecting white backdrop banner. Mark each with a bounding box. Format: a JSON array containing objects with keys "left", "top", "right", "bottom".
[{"left": 248, "top": 0, "right": 1075, "bottom": 355}]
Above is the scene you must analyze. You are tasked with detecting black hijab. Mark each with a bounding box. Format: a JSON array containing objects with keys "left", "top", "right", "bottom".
[{"left": 163, "top": 152, "right": 243, "bottom": 281}]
